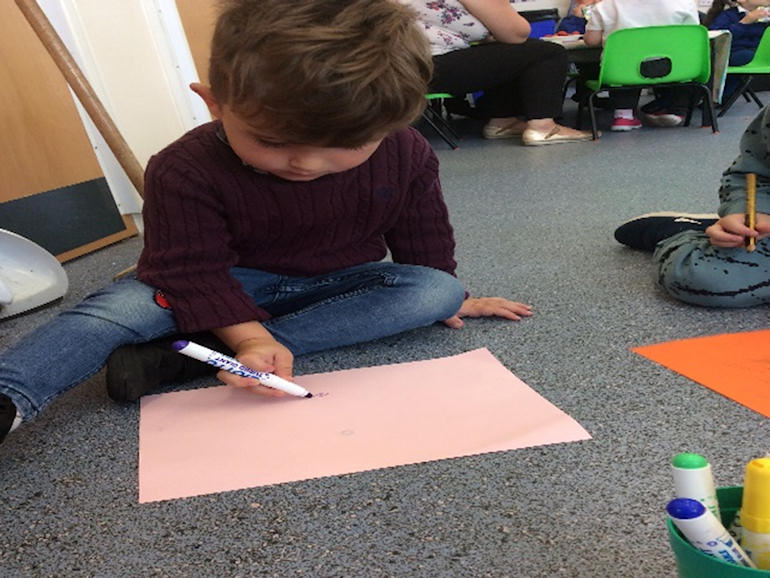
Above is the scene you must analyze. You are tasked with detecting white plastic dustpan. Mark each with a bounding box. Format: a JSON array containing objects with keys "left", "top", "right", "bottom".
[{"left": 0, "top": 229, "right": 68, "bottom": 319}]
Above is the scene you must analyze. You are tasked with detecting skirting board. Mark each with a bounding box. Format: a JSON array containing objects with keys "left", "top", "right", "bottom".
[{"left": 0, "top": 177, "right": 138, "bottom": 262}]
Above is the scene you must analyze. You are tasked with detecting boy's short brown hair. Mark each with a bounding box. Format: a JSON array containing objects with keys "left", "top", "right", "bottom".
[{"left": 209, "top": 0, "right": 433, "bottom": 147}]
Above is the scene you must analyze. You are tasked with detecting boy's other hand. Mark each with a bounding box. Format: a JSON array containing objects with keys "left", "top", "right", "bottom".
[
  {"left": 443, "top": 297, "right": 533, "bottom": 329},
  {"left": 706, "top": 212, "right": 770, "bottom": 248},
  {"left": 216, "top": 337, "right": 294, "bottom": 396}
]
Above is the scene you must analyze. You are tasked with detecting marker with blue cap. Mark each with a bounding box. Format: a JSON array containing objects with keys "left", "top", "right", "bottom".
[
  {"left": 672, "top": 452, "right": 720, "bottom": 521},
  {"left": 667, "top": 498, "right": 756, "bottom": 568}
]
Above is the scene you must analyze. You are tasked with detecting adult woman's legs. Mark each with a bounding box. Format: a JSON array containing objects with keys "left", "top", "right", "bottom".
[{"left": 430, "top": 41, "right": 591, "bottom": 144}]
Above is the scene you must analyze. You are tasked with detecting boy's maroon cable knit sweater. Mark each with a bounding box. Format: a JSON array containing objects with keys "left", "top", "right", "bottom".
[{"left": 137, "top": 123, "right": 458, "bottom": 332}]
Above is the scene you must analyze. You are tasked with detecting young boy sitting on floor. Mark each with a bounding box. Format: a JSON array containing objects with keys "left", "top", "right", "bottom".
[
  {"left": 0, "top": 0, "right": 533, "bottom": 444},
  {"left": 614, "top": 105, "right": 770, "bottom": 307}
]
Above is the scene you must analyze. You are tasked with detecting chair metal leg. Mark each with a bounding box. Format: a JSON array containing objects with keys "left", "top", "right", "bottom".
[
  {"left": 587, "top": 91, "right": 599, "bottom": 140},
  {"left": 698, "top": 84, "right": 718, "bottom": 133},
  {"left": 421, "top": 108, "right": 459, "bottom": 149},
  {"left": 718, "top": 75, "right": 753, "bottom": 117},
  {"left": 428, "top": 101, "right": 462, "bottom": 141},
  {"left": 683, "top": 90, "right": 695, "bottom": 128},
  {"left": 746, "top": 87, "right": 764, "bottom": 109},
  {"left": 576, "top": 98, "right": 584, "bottom": 130}
]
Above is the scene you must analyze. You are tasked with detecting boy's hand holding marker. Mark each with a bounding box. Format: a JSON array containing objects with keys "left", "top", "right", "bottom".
[
  {"left": 174, "top": 338, "right": 305, "bottom": 398},
  {"left": 221, "top": 339, "right": 294, "bottom": 397},
  {"left": 211, "top": 325, "right": 295, "bottom": 397}
]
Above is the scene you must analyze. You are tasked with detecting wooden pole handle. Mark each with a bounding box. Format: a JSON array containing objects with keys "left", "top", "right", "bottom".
[{"left": 15, "top": 0, "right": 145, "bottom": 198}]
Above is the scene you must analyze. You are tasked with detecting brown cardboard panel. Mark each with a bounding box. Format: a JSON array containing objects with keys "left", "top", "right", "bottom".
[
  {"left": 0, "top": 1, "right": 102, "bottom": 202},
  {"left": 175, "top": 0, "right": 218, "bottom": 84},
  {"left": 1, "top": 2, "right": 137, "bottom": 260}
]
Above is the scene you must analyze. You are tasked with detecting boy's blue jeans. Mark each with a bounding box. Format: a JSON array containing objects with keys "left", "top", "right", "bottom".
[{"left": 0, "top": 262, "right": 465, "bottom": 420}]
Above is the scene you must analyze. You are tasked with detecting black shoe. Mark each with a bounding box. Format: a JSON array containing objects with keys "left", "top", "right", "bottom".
[
  {"left": 106, "top": 336, "right": 225, "bottom": 402},
  {"left": 0, "top": 393, "right": 16, "bottom": 444},
  {"left": 614, "top": 212, "right": 718, "bottom": 252}
]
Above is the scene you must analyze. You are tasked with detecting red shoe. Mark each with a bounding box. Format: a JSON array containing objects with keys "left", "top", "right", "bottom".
[{"left": 611, "top": 117, "right": 642, "bottom": 132}]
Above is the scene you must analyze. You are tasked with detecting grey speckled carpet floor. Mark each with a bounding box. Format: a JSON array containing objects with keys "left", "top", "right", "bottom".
[{"left": 2, "top": 97, "right": 769, "bottom": 577}]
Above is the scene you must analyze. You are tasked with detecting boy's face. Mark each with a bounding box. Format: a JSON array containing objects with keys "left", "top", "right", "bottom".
[{"left": 192, "top": 84, "right": 383, "bottom": 182}]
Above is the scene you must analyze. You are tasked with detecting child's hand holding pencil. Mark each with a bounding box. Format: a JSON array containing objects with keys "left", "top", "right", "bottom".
[
  {"left": 705, "top": 214, "right": 768, "bottom": 249},
  {"left": 705, "top": 173, "right": 769, "bottom": 249}
]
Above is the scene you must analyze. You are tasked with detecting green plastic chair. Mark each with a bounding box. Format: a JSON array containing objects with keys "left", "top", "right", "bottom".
[
  {"left": 718, "top": 27, "right": 770, "bottom": 117},
  {"left": 422, "top": 93, "right": 460, "bottom": 149},
  {"left": 577, "top": 25, "right": 717, "bottom": 139}
]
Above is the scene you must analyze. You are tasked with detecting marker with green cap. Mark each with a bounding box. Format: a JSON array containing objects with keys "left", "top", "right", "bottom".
[{"left": 672, "top": 452, "right": 720, "bottom": 521}]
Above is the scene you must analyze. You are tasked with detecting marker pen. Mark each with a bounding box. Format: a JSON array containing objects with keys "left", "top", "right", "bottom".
[
  {"left": 172, "top": 340, "right": 312, "bottom": 398},
  {"left": 672, "top": 452, "right": 720, "bottom": 521},
  {"left": 667, "top": 498, "right": 756, "bottom": 568},
  {"left": 740, "top": 457, "right": 770, "bottom": 569}
]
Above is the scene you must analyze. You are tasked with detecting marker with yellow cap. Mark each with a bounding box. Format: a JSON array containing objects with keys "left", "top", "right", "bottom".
[{"left": 740, "top": 457, "right": 770, "bottom": 569}]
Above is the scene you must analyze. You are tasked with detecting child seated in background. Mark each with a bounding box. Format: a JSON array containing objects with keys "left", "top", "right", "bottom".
[
  {"left": 613, "top": 105, "right": 770, "bottom": 307},
  {"left": 0, "top": 0, "right": 534, "bottom": 445},
  {"left": 704, "top": 0, "right": 770, "bottom": 103},
  {"left": 577, "top": 0, "right": 700, "bottom": 131},
  {"left": 558, "top": 0, "right": 587, "bottom": 35}
]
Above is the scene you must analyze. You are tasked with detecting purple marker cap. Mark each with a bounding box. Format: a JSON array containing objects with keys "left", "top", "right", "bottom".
[{"left": 171, "top": 340, "right": 189, "bottom": 351}]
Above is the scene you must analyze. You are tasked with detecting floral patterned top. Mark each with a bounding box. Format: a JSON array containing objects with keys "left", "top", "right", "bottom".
[{"left": 405, "top": 0, "right": 490, "bottom": 55}]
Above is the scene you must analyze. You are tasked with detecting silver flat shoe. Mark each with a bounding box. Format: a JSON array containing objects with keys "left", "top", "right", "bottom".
[
  {"left": 482, "top": 122, "right": 525, "bottom": 140},
  {"left": 522, "top": 126, "right": 593, "bottom": 146}
]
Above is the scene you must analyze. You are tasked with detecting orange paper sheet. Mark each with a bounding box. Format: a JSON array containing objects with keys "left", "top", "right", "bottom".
[
  {"left": 138, "top": 348, "right": 591, "bottom": 503},
  {"left": 633, "top": 330, "right": 770, "bottom": 417}
]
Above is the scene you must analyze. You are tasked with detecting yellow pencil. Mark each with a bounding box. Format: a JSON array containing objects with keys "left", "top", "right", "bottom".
[{"left": 746, "top": 173, "right": 757, "bottom": 252}]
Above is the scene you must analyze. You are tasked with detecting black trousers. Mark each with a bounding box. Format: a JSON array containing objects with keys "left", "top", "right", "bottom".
[{"left": 430, "top": 39, "right": 569, "bottom": 120}]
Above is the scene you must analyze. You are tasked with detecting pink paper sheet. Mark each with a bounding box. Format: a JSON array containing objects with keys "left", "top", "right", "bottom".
[{"left": 138, "top": 348, "right": 591, "bottom": 502}]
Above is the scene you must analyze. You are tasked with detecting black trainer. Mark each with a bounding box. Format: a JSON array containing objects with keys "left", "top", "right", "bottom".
[
  {"left": 614, "top": 212, "right": 718, "bottom": 252},
  {"left": 0, "top": 393, "right": 16, "bottom": 444},
  {"left": 106, "top": 335, "right": 226, "bottom": 402}
]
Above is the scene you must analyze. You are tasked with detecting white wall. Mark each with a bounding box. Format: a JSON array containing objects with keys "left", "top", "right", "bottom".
[{"left": 38, "top": 0, "right": 206, "bottom": 219}]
